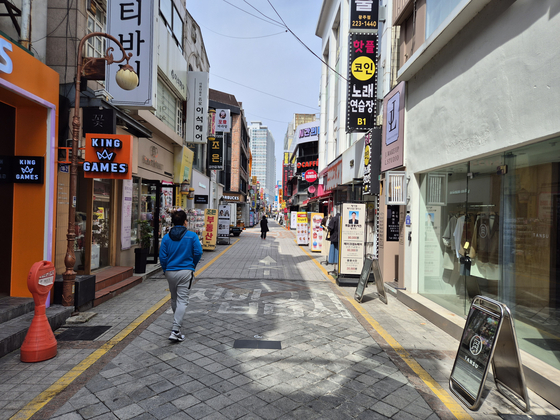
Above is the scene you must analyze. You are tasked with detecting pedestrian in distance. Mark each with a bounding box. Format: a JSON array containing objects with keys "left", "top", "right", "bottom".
[
  {"left": 159, "top": 210, "right": 203, "bottom": 342},
  {"left": 327, "top": 211, "right": 340, "bottom": 272},
  {"left": 260, "top": 214, "right": 269, "bottom": 239}
]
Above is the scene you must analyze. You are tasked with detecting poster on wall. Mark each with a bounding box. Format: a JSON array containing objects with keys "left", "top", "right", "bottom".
[
  {"left": 310, "top": 213, "right": 324, "bottom": 252},
  {"left": 291, "top": 212, "right": 297, "bottom": 230},
  {"left": 296, "top": 212, "right": 308, "bottom": 245},
  {"left": 218, "top": 205, "right": 230, "bottom": 240},
  {"left": 340, "top": 203, "right": 367, "bottom": 275},
  {"left": 121, "top": 179, "right": 133, "bottom": 250},
  {"left": 387, "top": 205, "right": 400, "bottom": 242},
  {"left": 203, "top": 209, "right": 218, "bottom": 251}
]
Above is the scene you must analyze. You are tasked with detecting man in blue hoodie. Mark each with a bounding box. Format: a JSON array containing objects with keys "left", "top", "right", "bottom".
[{"left": 159, "top": 210, "right": 203, "bottom": 342}]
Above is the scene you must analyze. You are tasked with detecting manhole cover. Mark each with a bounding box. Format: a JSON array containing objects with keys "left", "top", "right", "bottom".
[
  {"left": 56, "top": 326, "right": 112, "bottom": 341},
  {"left": 233, "top": 340, "right": 281, "bottom": 349}
]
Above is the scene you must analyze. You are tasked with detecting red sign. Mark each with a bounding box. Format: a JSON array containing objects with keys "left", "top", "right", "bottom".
[
  {"left": 304, "top": 170, "right": 318, "bottom": 183},
  {"left": 297, "top": 160, "right": 318, "bottom": 169},
  {"left": 308, "top": 185, "right": 316, "bottom": 194},
  {"left": 84, "top": 134, "right": 133, "bottom": 180}
]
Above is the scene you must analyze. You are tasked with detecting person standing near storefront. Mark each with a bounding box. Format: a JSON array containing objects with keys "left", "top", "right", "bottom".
[
  {"left": 260, "top": 215, "right": 269, "bottom": 239},
  {"left": 159, "top": 210, "right": 203, "bottom": 342},
  {"left": 327, "top": 211, "right": 340, "bottom": 270}
]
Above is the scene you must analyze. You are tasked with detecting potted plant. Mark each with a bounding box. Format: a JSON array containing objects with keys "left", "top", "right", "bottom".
[{"left": 134, "top": 219, "right": 153, "bottom": 273}]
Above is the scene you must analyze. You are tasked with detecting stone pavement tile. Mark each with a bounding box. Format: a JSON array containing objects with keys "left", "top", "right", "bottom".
[
  {"left": 78, "top": 402, "right": 111, "bottom": 419},
  {"left": 51, "top": 413, "right": 84, "bottom": 420},
  {"left": 184, "top": 402, "right": 216, "bottom": 419},
  {"left": 149, "top": 402, "right": 180, "bottom": 419},
  {"left": 253, "top": 403, "right": 286, "bottom": 420},
  {"left": 172, "top": 394, "right": 201, "bottom": 410},
  {"left": 371, "top": 400, "right": 401, "bottom": 417},
  {"left": 220, "top": 402, "right": 250, "bottom": 420},
  {"left": 238, "top": 395, "right": 268, "bottom": 410},
  {"left": 192, "top": 386, "right": 221, "bottom": 401},
  {"left": 95, "top": 388, "right": 134, "bottom": 411},
  {"left": 357, "top": 409, "right": 391, "bottom": 420},
  {"left": 205, "top": 394, "right": 235, "bottom": 411},
  {"left": 210, "top": 380, "right": 237, "bottom": 394},
  {"left": 200, "top": 412, "right": 229, "bottom": 420},
  {"left": 113, "top": 403, "right": 145, "bottom": 420},
  {"left": 90, "top": 413, "right": 118, "bottom": 420}
]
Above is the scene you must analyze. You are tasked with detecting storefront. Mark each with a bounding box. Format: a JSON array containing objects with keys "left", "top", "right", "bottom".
[
  {"left": 221, "top": 192, "right": 247, "bottom": 228},
  {"left": 0, "top": 35, "right": 59, "bottom": 297},
  {"left": 418, "top": 139, "right": 560, "bottom": 374}
]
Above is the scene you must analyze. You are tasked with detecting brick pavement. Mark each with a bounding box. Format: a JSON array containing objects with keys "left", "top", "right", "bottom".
[{"left": 1, "top": 221, "right": 559, "bottom": 419}]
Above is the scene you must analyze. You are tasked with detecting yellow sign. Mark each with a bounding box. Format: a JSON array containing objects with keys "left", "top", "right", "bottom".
[
  {"left": 297, "top": 212, "right": 307, "bottom": 224},
  {"left": 252, "top": 176, "right": 257, "bottom": 185},
  {"left": 284, "top": 152, "right": 289, "bottom": 164},
  {"left": 173, "top": 146, "right": 194, "bottom": 184},
  {"left": 203, "top": 209, "right": 218, "bottom": 251},
  {"left": 352, "top": 56, "right": 376, "bottom": 81}
]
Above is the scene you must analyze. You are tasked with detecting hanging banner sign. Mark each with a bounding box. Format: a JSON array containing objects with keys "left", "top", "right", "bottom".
[
  {"left": 346, "top": 33, "right": 378, "bottom": 132},
  {"left": 290, "top": 212, "right": 297, "bottom": 230},
  {"left": 203, "top": 208, "right": 218, "bottom": 251},
  {"left": 121, "top": 179, "right": 133, "bottom": 249},
  {"left": 381, "top": 81, "right": 406, "bottom": 171},
  {"left": 84, "top": 134, "right": 132, "bottom": 180},
  {"left": 350, "top": 0, "right": 379, "bottom": 32},
  {"left": 208, "top": 132, "right": 224, "bottom": 170},
  {"left": 215, "top": 109, "right": 231, "bottom": 133},
  {"left": 186, "top": 71, "right": 209, "bottom": 144},
  {"left": 296, "top": 212, "right": 308, "bottom": 245},
  {"left": 340, "top": 203, "right": 366, "bottom": 275},
  {"left": 218, "top": 205, "right": 231, "bottom": 238}
]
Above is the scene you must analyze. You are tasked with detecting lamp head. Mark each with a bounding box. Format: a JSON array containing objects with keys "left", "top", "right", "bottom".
[{"left": 115, "top": 64, "right": 138, "bottom": 90}]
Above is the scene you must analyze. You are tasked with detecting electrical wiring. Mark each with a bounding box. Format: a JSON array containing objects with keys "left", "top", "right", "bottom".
[
  {"left": 29, "top": 0, "right": 73, "bottom": 44},
  {"left": 201, "top": 25, "right": 287, "bottom": 39},
  {"left": 241, "top": 0, "right": 283, "bottom": 26},
  {"left": 211, "top": 73, "right": 319, "bottom": 111},
  {"left": 221, "top": 0, "right": 285, "bottom": 28}
]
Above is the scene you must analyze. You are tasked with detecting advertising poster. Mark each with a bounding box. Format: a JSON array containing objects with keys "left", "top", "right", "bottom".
[
  {"left": 340, "top": 203, "right": 366, "bottom": 275},
  {"left": 296, "top": 212, "right": 308, "bottom": 245},
  {"left": 291, "top": 212, "right": 297, "bottom": 230},
  {"left": 203, "top": 209, "right": 218, "bottom": 251},
  {"left": 218, "top": 205, "right": 230, "bottom": 239},
  {"left": 121, "top": 179, "right": 132, "bottom": 250},
  {"left": 310, "top": 213, "right": 324, "bottom": 252}
]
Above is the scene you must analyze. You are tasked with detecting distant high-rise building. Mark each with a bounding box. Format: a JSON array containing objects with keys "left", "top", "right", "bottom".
[{"left": 249, "top": 122, "right": 275, "bottom": 203}]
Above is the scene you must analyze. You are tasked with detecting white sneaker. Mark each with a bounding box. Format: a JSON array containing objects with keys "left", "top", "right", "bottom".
[
  {"left": 169, "top": 331, "right": 185, "bottom": 342},
  {"left": 165, "top": 308, "right": 173, "bottom": 314}
]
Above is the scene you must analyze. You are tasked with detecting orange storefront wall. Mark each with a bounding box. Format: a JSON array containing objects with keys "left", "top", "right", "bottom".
[{"left": 0, "top": 35, "right": 59, "bottom": 297}]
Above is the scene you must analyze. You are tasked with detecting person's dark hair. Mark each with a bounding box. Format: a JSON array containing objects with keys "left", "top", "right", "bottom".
[
  {"left": 172, "top": 210, "right": 187, "bottom": 226},
  {"left": 262, "top": 215, "right": 267, "bottom": 219},
  {"left": 351, "top": 212, "right": 356, "bottom": 216}
]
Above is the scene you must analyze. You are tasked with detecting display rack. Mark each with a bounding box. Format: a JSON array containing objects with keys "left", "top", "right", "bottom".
[{"left": 187, "top": 208, "right": 205, "bottom": 242}]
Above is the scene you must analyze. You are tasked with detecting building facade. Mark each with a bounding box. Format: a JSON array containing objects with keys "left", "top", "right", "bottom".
[{"left": 249, "top": 122, "right": 275, "bottom": 206}]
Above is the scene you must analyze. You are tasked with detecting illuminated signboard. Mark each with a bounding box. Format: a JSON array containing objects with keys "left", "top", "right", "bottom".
[{"left": 84, "top": 133, "right": 133, "bottom": 179}]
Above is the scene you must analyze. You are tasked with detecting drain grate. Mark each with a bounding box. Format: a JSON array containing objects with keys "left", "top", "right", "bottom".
[
  {"left": 233, "top": 340, "right": 282, "bottom": 349},
  {"left": 56, "top": 326, "right": 112, "bottom": 341}
]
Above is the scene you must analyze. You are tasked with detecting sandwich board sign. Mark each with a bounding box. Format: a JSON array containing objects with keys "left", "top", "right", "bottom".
[
  {"left": 449, "top": 296, "right": 529, "bottom": 412},
  {"left": 354, "top": 256, "right": 387, "bottom": 305}
]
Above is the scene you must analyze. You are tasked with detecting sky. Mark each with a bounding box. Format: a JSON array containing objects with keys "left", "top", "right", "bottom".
[{"left": 187, "top": 0, "right": 324, "bottom": 186}]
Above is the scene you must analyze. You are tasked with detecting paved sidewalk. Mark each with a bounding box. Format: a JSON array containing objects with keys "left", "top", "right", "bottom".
[{"left": 1, "top": 221, "right": 558, "bottom": 420}]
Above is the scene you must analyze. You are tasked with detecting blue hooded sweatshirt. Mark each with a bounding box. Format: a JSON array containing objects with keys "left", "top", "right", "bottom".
[{"left": 159, "top": 226, "right": 203, "bottom": 272}]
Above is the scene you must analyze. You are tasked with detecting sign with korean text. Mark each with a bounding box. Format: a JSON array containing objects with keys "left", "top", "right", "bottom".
[
  {"left": 381, "top": 81, "right": 405, "bottom": 171},
  {"left": 296, "top": 212, "right": 308, "bottom": 245},
  {"left": 186, "top": 72, "right": 209, "bottom": 144},
  {"left": 347, "top": 33, "right": 377, "bottom": 132},
  {"left": 173, "top": 146, "right": 194, "bottom": 184},
  {"left": 218, "top": 205, "right": 231, "bottom": 238},
  {"left": 325, "top": 157, "right": 342, "bottom": 191},
  {"left": 107, "top": 0, "right": 156, "bottom": 109},
  {"left": 84, "top": 134, "right": 132, "bottom": 180},
  {"left": 208, "top": 132, "right": 224, "bottom": 170},
  {"left": 387, "top": 205, "right": 400, "bottom": 241},
  {"left": 350, "top": 0, "right": 379, "bottom": 32},
  {"left": 295, "top": 121, "right": 319, "bottom": 145},
  {"left": 0, "top": 156, "right": 44, "bottom": 184},
  {"left": 340, "top": 203, "right": 366, "bottom": 275},
  {"left": 216, "top": 109, "right": 231, "bottom": 133},
  {"left": 203, "top": 209, "right": 218, "bottom": 251},
  {"left": 364, "top": 128, "right": 381, "bottom": 195},
  {"left": 121, "top": 179, "right": 132, "bottom": 249}
]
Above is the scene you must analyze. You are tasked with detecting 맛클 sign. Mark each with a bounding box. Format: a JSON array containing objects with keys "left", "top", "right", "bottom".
[
  {"left": 84, "top": 133, "right": 133, "bottom": 180},
  {"left": 346, "top": 33, "right": 378, "bottom": 132}
]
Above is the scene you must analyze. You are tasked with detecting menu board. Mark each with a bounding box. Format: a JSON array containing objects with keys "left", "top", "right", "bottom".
[
  {"left": 296, "top": 212, "right": 308, "bottom": 245},
  {"left": 310, "top": 213, "right": 324, "bottom": 252},
  {"left": 387, "top": 205, "right": 400, "bottom": 241},
  {"left": 450, "top": 304, "right": 501, "bottom": 405},
  {"left": 340, "top": 203, "right": 366, "bottom": 275}
]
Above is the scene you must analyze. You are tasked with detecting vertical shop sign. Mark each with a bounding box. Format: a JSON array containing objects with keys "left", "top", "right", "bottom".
[
  {"left": 350, "top": 0, "right": 379, "bottom": 32},
  {"left": 173, "top": 146, "right": 194, "bottom": 184},
  {"left": 203, "top": 209, "right": 218, "bottom": 251},
  {"left": 107, "top": 0, "right": 156, "bottom": 108},
  {"left": 186, "top": 72, "right": 209, "bottom": 144},
  {"left": 346, "top": 33, "right": 377, "bottom": 132},
  {"left": 296, "top": 212, "right": 308, "bottom": 245},
  {"left": 218, "top": 205, "right": 231, "bottom": 238},
  {"left": 387, "top": 205, "right": 400, "bottom": 241},
  {"left": 208, "top": 132, "right": 224, "bottom": 170},
  {"left": 381, "top": 81, "right": 405, "bottom": 171},
  {"left": 340, "top": 203, "right": 367, "bottom": 275},
  {"left": 290, "top": 212, "right": 297, "bottom": 230},
  {"left": 363, "top": 131, "right": 372, "bottom": 195},
  {"left": 310, "top": 213, "right": 324, "bottom": 252},
  {"left": 215, "top": 109, "right": 231, "bottom": 133},
  {"left": 121, "top": 179, "right": 133, "bottom": 249}
]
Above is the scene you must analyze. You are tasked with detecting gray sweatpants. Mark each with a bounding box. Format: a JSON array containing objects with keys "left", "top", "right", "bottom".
[{"left": 165, "top": 270, "right": 195, "bottom": 332}]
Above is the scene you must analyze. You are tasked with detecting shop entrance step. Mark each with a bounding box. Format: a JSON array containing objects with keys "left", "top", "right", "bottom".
[
  {"left": 94, "top": 266, "right": 134, "bottom": 291},
  {"left": 93, "top": 275, "right": 143, "bottom": 307}
]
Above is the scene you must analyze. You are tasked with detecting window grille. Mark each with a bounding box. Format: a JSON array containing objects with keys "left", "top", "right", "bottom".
[
  {"left": 386, "top": 171, "right": 407, "bottom": 205},
  {"left": 427, "top": 173, "right": 447, "bottom": 206}
]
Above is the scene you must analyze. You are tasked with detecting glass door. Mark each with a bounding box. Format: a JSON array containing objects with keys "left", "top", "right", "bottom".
[
  {"left": 92, "top": 178, "right": 113, "bottom": 270},
  {"left": 141, "top": 181, "right": 158, "bottom": 263}
]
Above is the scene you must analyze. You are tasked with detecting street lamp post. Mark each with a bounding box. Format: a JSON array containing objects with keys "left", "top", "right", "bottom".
[{"left": 62, "top": 33, "right": 138, "bottom": 307}]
